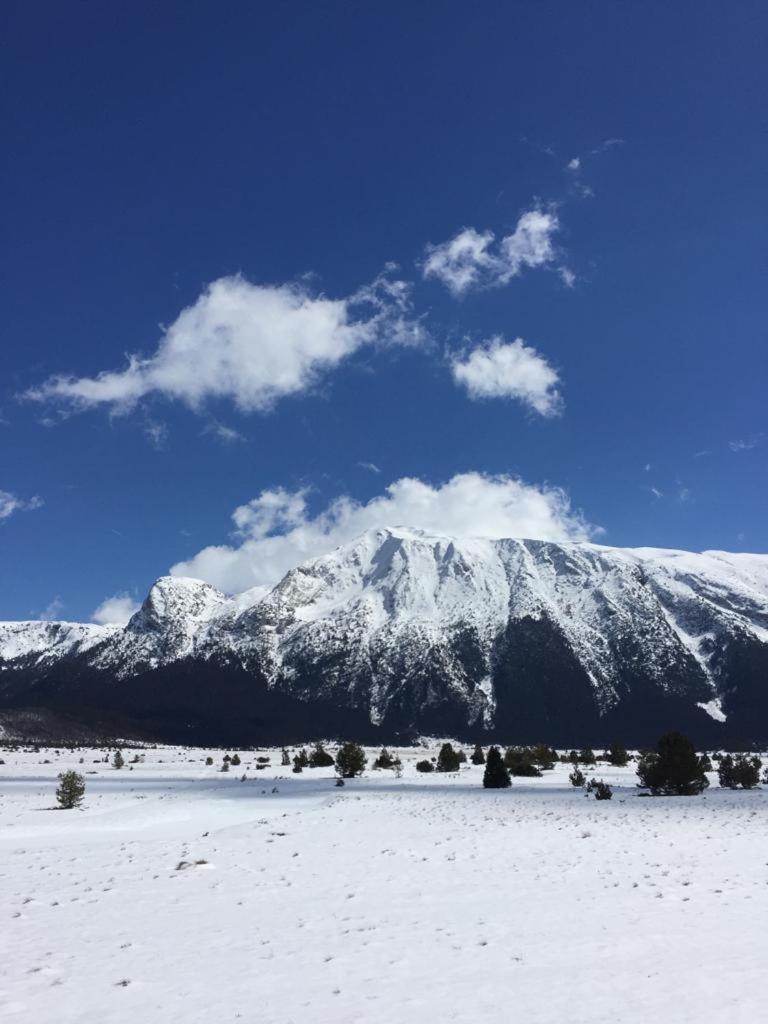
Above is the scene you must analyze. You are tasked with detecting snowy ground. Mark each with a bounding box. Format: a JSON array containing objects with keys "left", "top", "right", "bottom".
[{"left": 2, "top": 744, "right": 767, "bottom": 1023}]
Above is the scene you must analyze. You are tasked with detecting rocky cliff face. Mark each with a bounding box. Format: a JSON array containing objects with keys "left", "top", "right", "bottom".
[{"left": 2, "top": 528, "right": 767, "bottom": 745}]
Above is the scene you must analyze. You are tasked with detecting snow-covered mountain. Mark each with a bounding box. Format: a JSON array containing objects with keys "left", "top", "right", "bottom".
[{"left": 2, "top": 528, "right": 768, "bottom": 744}]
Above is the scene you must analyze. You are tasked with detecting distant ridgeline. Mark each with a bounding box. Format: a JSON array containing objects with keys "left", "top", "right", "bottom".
[{"left": 1, "top": 529, "right": 768, "bottom": 746}]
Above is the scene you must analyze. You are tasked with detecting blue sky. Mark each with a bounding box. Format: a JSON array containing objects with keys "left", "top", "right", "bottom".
[{"left": 2, "top": 1, "right": 766, "bottom": 623}]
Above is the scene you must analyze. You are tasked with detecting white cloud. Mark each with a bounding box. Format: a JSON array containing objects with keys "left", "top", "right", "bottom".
[
  {"left": 422, "top": 208, "right": 561, "bottom": 295},
  {"left": 358, "top": 461, "right": 381, "bottom": 474},
  {"left": 451, "top": 337, "right": 562, "bottom": 417},
  {"left": 0, "top": 490, "right": 43, "bottom": 522},
  {"left": 170, "top": 472, "right": 597, "bottom": 594},
  {"left": 92, "top": 593, "right": 141, "bottom": 625},
  {"left": 728, "top": 434, "right": 763, "bottom": 452},
  {"left": 25, "top": 272, "right": 424, "bottom": 417},
  {"left": 204, "top": 420, "right": 246, "bottom": 444},
  {"left": 37, "top": 596, "right": 63, "bottom": 621},
  {"left": 566, "top": 157, "right": 581, "bottom": 172}
]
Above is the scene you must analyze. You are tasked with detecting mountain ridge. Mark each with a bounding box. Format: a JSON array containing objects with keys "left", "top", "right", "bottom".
[{"left": 2, "top": 528, "right": 767, "bottom": 745}]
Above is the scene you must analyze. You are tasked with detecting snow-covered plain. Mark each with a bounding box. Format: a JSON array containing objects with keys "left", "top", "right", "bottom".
[{"left": 2, "top": 744, "right": 767, "bottom": 1023}]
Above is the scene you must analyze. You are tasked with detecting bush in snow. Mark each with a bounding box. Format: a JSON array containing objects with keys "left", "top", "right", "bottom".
[
  {"left": 636, "top": 732, "right": 709, "bottom": 795},
  {"left": 607, "top": 742, "right": 629, "bottom": 766},
  {"left": 335, "top": 742, "right": 367, "bottom": 778},
  {"left": 503, "top": 747, "right": 542, "bottom": 777},
  {"left": 281, "top": 748, "right": 290, "bottom": 766},
  {"left": 483, "top": 746, "right": 511, "bottom": 788},
  {"left": 205, "top": 756, "right": 214, "bottom": 765},
  {"left": 578, "top": 747, "right": 597, "bottom": 765},
  {"left": 112, "top": 749, "right": 124, "bottom": 770},
  {"left": 231, "top": 753, "right": 241, "bottom": 766},
  {"left": 372, "top": 747, "right": 399, "bottom": 770},
  {"left": 56, "top": 770, "right": 85, "bottom": 809},
  {"left": 698, "top": 752, "right": 713, "bottom": 772},
  {"left": 296, "top": 748, "right": 310, "bottom": 769},
  {"left": 292, "top": 756, "right": 303, "bottom": 773},
  {"left": 470, "top": 743, "right": 485, "bottom": 765},
  {"left": 436, "top": 743, "right": 462, "bottom": 773},
  {"left": 220, "top": 761, "right": 230, "bottom": 773},
  {"left": 718, "top": 754, "right": 761, "bottom": 789},
  {"left": 587, "top": 778, "right": 612, "bottom": 800},
  {"left": 415, "top": 759, "right": 434, "bottom": 773},
  {"left": 309, "top": 743, "right": 335, "bottom": 768},
  {"left": 531, "top": 743, "right": 557, "bottom": 769},
  {"left": 569, "top": 767, "right": 585, "bottom": 787}
]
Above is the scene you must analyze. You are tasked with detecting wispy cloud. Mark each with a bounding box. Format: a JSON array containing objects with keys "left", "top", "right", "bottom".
[
  {"left": 203, "top": 420, "right": 246, "bottom": 444},
  {"left": 92, "top": 593, "right": 140, "bottom": 625},
  {"left": 358, "top": 461, "right": 381, "bottom": 474},
  {"left": 37, "top": 596, "right": 64, "bottom": 621},
  {"left": 728, "top": 433, "right": 763, "bottom": 452},
  {"left": 0, "top": 490, "right": 43, "bottom": 522},
  {"left": 422, "top": 207, "right": 563, "bottom": 295}
]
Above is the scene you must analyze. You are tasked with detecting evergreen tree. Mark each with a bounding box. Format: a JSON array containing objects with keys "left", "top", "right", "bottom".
[
  {"left": 231, "top": 753, "right": 241, "bottom": 766},
  {"left": 297, "top": 748, "right": 310, "bottom": 768},
  {"left": 436, "top": 742, "right": 462, "bottom": 773},
  {"left": 531, "top": 742, "right": 557, "bottom": 769},
  {"left": 503, "top": 746, "right": 542, "bottom": 777},
  {"left": 718, "top": 753, "right": 761, "bottom": 789},
  {"left": 567, "top": 750, "right": 579, "bottom": 765},
  {"left": 205, "top": 756, "right": 214, "bottom": 765},
  {"left": 281, "top": 748, "right": 290, "bottom": 766},
  {"left": 483, "top": 746, "right": 511, "bottom": 789},
  {"left": 569, "top": 766, "right": 585, "bottom": 787},
  {"left": 372, "top": 747, "right": 397, "bottom": 769},
  {"left": 636, "top": 732, "right": 709, "bottom": 795},
  {"left": 470, "top": 743, "right": 486, "bottom": 765},
  {"left": 578, "top": 747, "right": 596, "bottom": 765},
  {"left": 591, "top": 779, "right": 613, "bottom": 800},
  {"left": 607, "top": 742, "right": 629, "bottom": 766},
  {"left": 415, "top": 759, "right": 434, "bottom": 773},
  {"left": 698, "top": 752, "right": 713, "bottom": 773},
  {"left": 335, "top": 742, "right": 367, "bottom": 778},
  {"left": 112, "top": 749, "right": 124, "bottom": 770},
  {"left": 292, "top": 755, "right": 303, "bottom": 773},
  {"left": 309, "top": 743, "right": 335, "bottom": 768},
  {"left": 56, "top": 770, "right": 85, "bottom": 809}
]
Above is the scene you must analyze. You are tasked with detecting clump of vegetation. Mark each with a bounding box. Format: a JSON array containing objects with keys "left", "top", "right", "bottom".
[
  {"left": 503, "top": 747, "right": 542, "bottom": 777},
  {"left": 636, "top": 732, "right": 709, "bottom": 795},
  {"left": 587, "top": 778, "right": 613, "bottom": 800},
  {"left": 436, "top": 742, "right": 462, "bottom": 773},
  {"left": 470, "top": 743, "right": 485, "bottom": 765},
  {"left": 415, "top": 759, "right": 434, "bottom": 773},
  {"left": 698, "top": 752, "right": 713, "bottom": 772},
  {"left": 569, "top": 766, "right": 585, "bottom": 787},
  {"left": 205, "top": 756, "right": 214, "bottom": 765},
  {"left": 281, "top": 748, "right": 290, "bottom": 766},
  {"left": 292, "top": 755, "right": 303, "bottom": 773},
  {"left": 718, "top": 753, "right": 761, "bottom": 789},
  {"left": 578, "top": 747, "right": 597, "bottom": 765},
  {"left": 372, "top": 747, "right": 400, "bottom": 770},
  {"left": 483, "top": 746, "right": 511, "bottom": 789},
  {"left": 56, "top": 770, "right": 85, "bottom": 809},
  {"left": 309, "top": 743, "right": 335, "bottom": 768},
  {"left": 296, "top": 748, "right": 310, "bottom": 769},
  {"left": 112, "top": 749, "right": 124, "bottom": 770},
  {"left": 231, "top": 753, "right": 241, "bottom": 766},
  {"left": 531, "top": 743, "right": 557, "bottom": 769},
  {"left": 220, "top": 760, "right": 230, "bottom": 773},
  {"left": 606, "top": 742, "right": 629, "bottom": 766},
  {"left": 335, "top": 742, "right": 367, "bottom": 778}
]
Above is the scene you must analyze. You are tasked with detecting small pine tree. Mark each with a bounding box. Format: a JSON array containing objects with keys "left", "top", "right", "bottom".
[
  {"left": 415, "top": 759, "right": 435, "bottom": 773},
  {"left": 112, "top": 749, "right": 124, "bottom": 770},
  {"left": 578, "top": 747, "right": 596, "bottom": 765},
  {"left": 636, "top": 732, "right": 709, "bottom": 796},
  {"left": 309, "top": 743, "right": 335, "bottom": 768},
  {"left": 231, "top": 753, "right": 241, "bottom": 766},
  {"left": 335, "top": 742, "right": 367, "bottom": 778},
  {"left": 568, "top": 750, "right": 579, "bottom": 765},
  {"left": 504, "top": 747, "right": 542, "bottom": 777},
  {"left": 531, "top": 743, "right": 556, "bottom": 769},
  {"left": 483, "top": 746, "right": 511, "bottom": 789},
  {"left": 220, "top": 760, "right": 230, "bottom": 773},
  {"left": 436, "top": 742, "right": 462, "bottom": 773},
  {"left": 297, "top": 748, "right": 310, "bottom": 769},
  {"left": 607, "top": 742, "right": 629, "bottom": 767},
  {"left": 698, "top": 752, "right": 713, "bottom": 773},
  {"left": 569, "top": 766, "right": 585, "bottom": 787},
  {"left": 205, "top": 756, "right": 214, "bottom": 765},
  {"left": 590, "top": 779, "right": 613, "bottom": 800},
  {"left": 281, "top": 748, "right": 290, "bottom": 766},
  {"left": 372, "top": 747, "right": 396, "bottom": 769},
  {"left": 56, "top": 770, "right": 85, "bottom": 809},
  {"left": 718, "top": 753, "right": 761, "bottom": 789},
  {"left": 470, "top": 743, "right": 485, "bottom": 765},
  {"left": 292, "top": 755, "right": 303, "bottom": 773}
]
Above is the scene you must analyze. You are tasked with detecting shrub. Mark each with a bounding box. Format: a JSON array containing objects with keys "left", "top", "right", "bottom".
[
  {"left": 281, "top": 748, "right": 290, "bottom": 766},
  {"left": 636, "top": 732, "right": 709, "bottom": 796},
  {"left": 309, "top": 743, "right": 335, "bottom": 768},
  {"left": 531, "top": 743, "right": 557, "bottom": 769},
  {"left": 470, "top": 743, "right": 485, "bottom": 765},
  {"left": 205, "top": 756, "right": 214, "bottom": 765},
  {"left": 231, "top": 753, "right": 241, "bottom": 766},
  {"left": 112, "top": 749, "right": 124, "bottom": 770},
  {"left": 607, "top": 742, "right": 629, "bottom": 767},
  {"left": 415, "top": 759, "right": 435, "bottom": 773},
  {"left": 588, "top": 779, "right": 612, "bottom": 800},
  {"left": 372, "top": 747, "right": 398, "bottom": 770},
  {"left": 297, "top": 748, "right": 310, "bottom": 769},
  {"left": 56, "top": 770, "right": 85, "bottom": 809},
  {"left": 718, "top": 753, "right": 761, "bottom": 789},
  {"left": 220, "top": 761, "right": 230, "bottom": 773},
  {"left": 483, "top": 746, "right": 511, "bottom": 789},
  {"left": 436, "top": 742, "right": 462, "bottom": 773},
  {"left": 504, "top": 747, "right": 542, "bottom": 777},
  {"left": 698, "top": 753, "right": 713, "bottom": 773},
  {"left": 335, "top": 742, "right": 367, "bottom": 778},
  {"left": 578, "top": 747, "right": 596, "bottom": 765},
  {"left": 569, "top": 766, "right": 585, "bottom": 787}
]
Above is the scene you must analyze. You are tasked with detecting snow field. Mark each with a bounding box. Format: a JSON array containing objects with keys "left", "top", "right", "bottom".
[{"left": 1, "top": 744, "right": 767, "bottom": 1023}]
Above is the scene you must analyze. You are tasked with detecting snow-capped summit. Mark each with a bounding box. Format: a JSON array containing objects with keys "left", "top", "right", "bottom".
[{"left": 1, "top": 528, "right": 767, "bottom": 745}]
